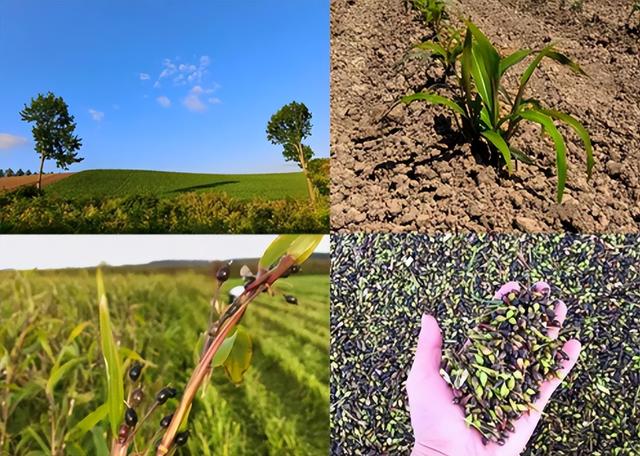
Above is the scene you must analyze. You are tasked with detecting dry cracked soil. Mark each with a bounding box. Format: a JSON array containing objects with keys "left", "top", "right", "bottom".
[{"left": 331, "top": 0, "right": 640, "bottom": 232}]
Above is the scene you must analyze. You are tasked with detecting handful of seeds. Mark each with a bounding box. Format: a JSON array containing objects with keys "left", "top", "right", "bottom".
[{"left": 440, "top": 284, "right": 569, "bottom": 445}]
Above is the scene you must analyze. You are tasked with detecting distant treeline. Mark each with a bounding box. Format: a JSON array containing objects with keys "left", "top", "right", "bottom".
[{"left": 0, "top": 168, "right": 41, "bottom": 177}]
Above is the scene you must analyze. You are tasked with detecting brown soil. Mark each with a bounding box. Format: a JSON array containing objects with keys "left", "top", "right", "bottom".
[
  {"left": 331, "top": 0, "right": 640, "bottom": 232},
  {"left": 0, "top": 173, "right": 74, "bottom": 190}
]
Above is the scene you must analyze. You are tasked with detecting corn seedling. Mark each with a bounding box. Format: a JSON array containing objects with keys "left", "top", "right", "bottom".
[
  {"left": 402, "top": 21, "right": 594, "bottom": 203},
  {"left": 82, "top": 234, "right": 323, "bottom": 456},
  {"left": 412, "top": 0, "right": 448, "bottom": 31}
]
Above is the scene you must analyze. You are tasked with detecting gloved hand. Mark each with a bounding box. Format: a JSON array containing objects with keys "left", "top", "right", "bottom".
[{"left": 406, "top": 281, "right": 581, "bottom": 456}]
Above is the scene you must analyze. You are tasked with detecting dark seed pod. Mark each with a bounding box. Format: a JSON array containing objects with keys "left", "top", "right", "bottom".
[
  {"left": 284, "top": 294, "right": 298, "bottom": 305},
  {"left": 117, "top": 424, "right": 129, "bottom": 443},
  {"left": 125, "top": 407, "right": 138, "bottom": 427},
  {"left": 175, "top": 430, "right": 189, "bottom": 446},
  {"left": 216, "top": 264, "right": 230, "bottom": 282},
  {"left": 160, "top": 413, "right": 174, "bottom": 428},
  {"left": 156, "top": 386, "right": 178, "bottom": 404},
  {"left": 130, "top": 387, "right": 144, "bottom": 407},
  {"left": 128, "top": 362, "right": 142, "bottom": 382}
]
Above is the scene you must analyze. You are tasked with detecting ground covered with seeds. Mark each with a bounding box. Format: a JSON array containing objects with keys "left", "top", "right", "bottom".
[
  {"left": 330, "top": 234, "right": 640, "bottom": 455},
  {"left": 331, "top": 0, "right": 640, "bottom": 232}
]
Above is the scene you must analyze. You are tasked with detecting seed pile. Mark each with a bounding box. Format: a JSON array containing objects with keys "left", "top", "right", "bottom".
[
  {"left": 441, "top": 286, "right": 567, "bottom": 445},
  {"left": 330, "top": 233, "right": 640, "bottom": 455}
]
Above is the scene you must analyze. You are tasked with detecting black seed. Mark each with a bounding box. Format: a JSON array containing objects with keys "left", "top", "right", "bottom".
[
  {"left": 284, "top": 294, "right": 298, "bottom": 305},
  {"left": 128, "top": 362, "right": 142, "bottom": 382},
  {"left": 175, "top": 430, "right": 189, "bottom": 446},
  {"left": 216, "top": 264, "right": 230, "bottom": 282},
  {"left": 156, "top": 387, "right": 177, "bottom": 404},
  {"left": 125, "top": 407, "right": 138, "bottom": 427},
  {"left": 160, "top": 413, "right": 174, "bottom": 428}
]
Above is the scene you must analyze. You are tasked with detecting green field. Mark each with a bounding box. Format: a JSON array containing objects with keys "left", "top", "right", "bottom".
[
  {"left": 46, "top": 169, "right": 308, "bottom": 200},
  {"left": 0, "top": 270, "right": 329, "bottom": 455}
]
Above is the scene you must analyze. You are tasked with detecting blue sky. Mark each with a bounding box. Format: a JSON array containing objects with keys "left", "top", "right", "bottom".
[{"left": 0, "top": 0, "right": 328, "bottom": 174}]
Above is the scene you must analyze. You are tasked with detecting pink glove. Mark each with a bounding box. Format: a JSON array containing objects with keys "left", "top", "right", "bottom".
[{"left": 406, "top": 281, "right": 581, "bottom": 456}]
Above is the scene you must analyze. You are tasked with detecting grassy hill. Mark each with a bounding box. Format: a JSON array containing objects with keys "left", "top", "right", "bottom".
[
  {"left": 45, "top": 169, "right": 308, "bottom": 200},
  {"left": 0, "top": 270, "right": 329, "bottom": 455}
]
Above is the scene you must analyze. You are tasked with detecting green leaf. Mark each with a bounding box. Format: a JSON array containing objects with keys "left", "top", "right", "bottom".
[
  {"left": 212, "top": 329, "right": 238, "bottom": 367},
  {"left": 500, "top": 49, "right": 534, "bottom": 75},
  {"left": 520, "top": 109, "right": 568, "bottom": 202},
  {"left": 65, "top": 321, "right": 91, "bottom": 346},
  {"left": 287, "top": 235, "right": 324, "bottom": 265},
  {"left": 511, "top": 147, "right": 535, "bottom": 165},
  {"left": 259, "top": 235, "right": 322, "bottom": 270},
  {"left": 98, "top": 280, "right": 124, "bottom": 437},
  {"left": 461, "top": 28, "right": 474, "bottom": 113},
  {"left": 223, "top": 326, "right": 253, "bottom": 385},
  {"left": 91, "top": 427, "right": 110, "bottom": 456},
  {"left": 65, "top": 403, "right": 108, "bottom": 442},
  {"left": 544, "top": 49, "right": 587, "bottom": 76},
  {"left": 46, "top": 357, "right": 83, "bottom": 399},
  {"left": 466, "top": 21, "right": 500, "bottom": 125},
  {"left": 413, "top": 41, "right": 448, "bottom": 58},
  {"left": 481, "top": 130, "right": 513, "bottom": 174},
  {"left": 479, "top": 371, "right": 488, "bottom": 387},
  {"left": 401, "top": 92, "right": 465, "bottom": 116},
  {"left": 541, "top": 108, "right": 594, "bottom": 178},
  {"left": 259, "top": 235, "right": 296, "bottom": 270}
]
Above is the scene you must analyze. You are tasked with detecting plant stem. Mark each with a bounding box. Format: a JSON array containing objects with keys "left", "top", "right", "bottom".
[{"left": 155, "top": 256, "right": 295, "bottom": 455}]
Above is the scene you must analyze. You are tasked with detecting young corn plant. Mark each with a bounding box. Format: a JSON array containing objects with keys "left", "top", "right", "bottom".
[
  {"left": 402, "top": 22, "right": 594, "bottom": 203},
  {"left": 79, "top": 234, "right": 322, "bottom": 456},
  {"left": 412, "top": 0, "right": 448, "bottom": 31}
]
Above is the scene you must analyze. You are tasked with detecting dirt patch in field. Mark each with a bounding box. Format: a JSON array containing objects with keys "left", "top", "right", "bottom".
[
  {"left": 0, "top": 173, "right": 74, "bottom": 191},
  {"left": 331, "top": 0, "right": 640, "bottom": 232}
]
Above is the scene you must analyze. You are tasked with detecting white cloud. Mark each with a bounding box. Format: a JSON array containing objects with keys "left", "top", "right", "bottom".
[
  {"left": 139, "top": 73, "right": 150, "bottom": 80},
  {"left": 183, "top": 93, "right": 206, "bottom": 112},
  {"left": 0, "top": 133, "right": 27, "bottom": 150},
  {"left": 183, "top": 85, "right": 220, "bottom": 112},
  {"left": 156, "top": 96, "right": 171, "bottom": 108},
  {"left": 150, "top": 55, "right": 221, "bottom": 110},
  {"left": 88, "top": 109, "right": 104, "bottom": 122}
]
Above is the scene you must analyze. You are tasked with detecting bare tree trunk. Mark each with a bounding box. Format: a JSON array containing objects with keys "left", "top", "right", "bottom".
[
  {"left": 37, "top": 153, "right": 45, "bottom": 190},
  {"left": 297, "top": 144, "right": 316, "bottom": 207}
]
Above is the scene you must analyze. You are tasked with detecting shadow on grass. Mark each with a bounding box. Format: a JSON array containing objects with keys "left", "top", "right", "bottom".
[{"left": 168, "top": 180, "right": 239, "bottom": 195}]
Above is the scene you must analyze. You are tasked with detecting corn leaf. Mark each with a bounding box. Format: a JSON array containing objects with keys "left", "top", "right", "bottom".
[
  {"left": 46, "top": 357, "right": 83, "bottom": 399},
  {"left": 500, "top": 49, "right": 534, "bottom": 75},
  {"left": 520, "top": 109, "right": 568, "bottom": 202},
  {"left": 467, "top": 22, "right": 500, "bottom": 125},
  {"left": 461, "top": 28, "right": 473, "bottom": 111},
  {"left": 413, "top": 41, "right": 448, "bottom": 58},
  {"left": 480, "top": 130, "right": 513, "bottom": 173},
  {"left": 65, "top": 403, "right": 108, "bottom": 442},
  {"left": 97, "top": 271, "right": 124, "bottom": 437},
  {"left": 401, "top": 92, "right": 464, "bottom": 115},
  {"left": 541, "top": 108, "right": 594, "bottom": 178},
  {"left": 511, "top": 147, "right": 535, "bottom": 165},
  {"left": 544, "top": 49, "right": 586, "bottom": 76}
]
